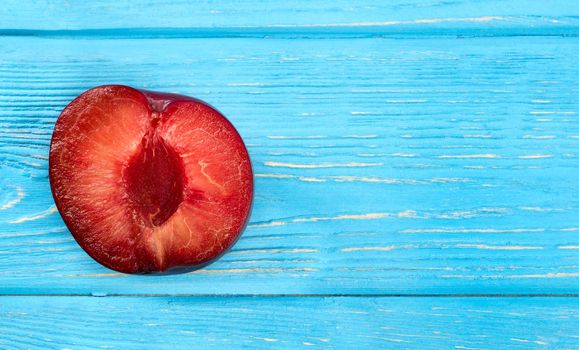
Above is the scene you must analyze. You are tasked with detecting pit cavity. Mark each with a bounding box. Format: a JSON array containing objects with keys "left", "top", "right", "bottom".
[{"left": 123, "top": 124, "right": 185, "bottom": 227}]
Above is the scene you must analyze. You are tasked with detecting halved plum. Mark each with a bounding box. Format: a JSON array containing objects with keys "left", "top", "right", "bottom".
[{"left": 49, "top": 85, "right": 253, "bottom": 274}]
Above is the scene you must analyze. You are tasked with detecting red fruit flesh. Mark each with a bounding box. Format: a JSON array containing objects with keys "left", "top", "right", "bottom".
[
  {"left": 123, "top": 124, "right": 185, "bottom": 227},
  {"left": 49, "top": 85, "right": 253, "bottom": 274}
]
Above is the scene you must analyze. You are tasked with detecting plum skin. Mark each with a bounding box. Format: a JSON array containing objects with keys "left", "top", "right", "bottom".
[{"left": 49, "top": 85, "right": 253, "bottom": 274}]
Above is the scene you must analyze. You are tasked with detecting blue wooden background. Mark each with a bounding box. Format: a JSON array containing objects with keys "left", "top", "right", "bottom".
[{"left": 1, "top": 1, "right": 578, "bottom": 349}]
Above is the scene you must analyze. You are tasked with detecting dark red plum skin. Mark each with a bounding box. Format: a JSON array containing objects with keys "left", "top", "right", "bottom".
[{"left": 49, "top": 85, "right": 253, "bottom": 274}]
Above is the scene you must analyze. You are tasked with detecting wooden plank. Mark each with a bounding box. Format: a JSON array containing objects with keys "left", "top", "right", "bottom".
[
  {"left": 0, "top": 36, "right": 578, "bottom": 295},
  {"left": 1, "top": 1, "right": 578, "bottom": 31},
  {"left": 1, "top": 296, "right": 578, "bottom": 349}
]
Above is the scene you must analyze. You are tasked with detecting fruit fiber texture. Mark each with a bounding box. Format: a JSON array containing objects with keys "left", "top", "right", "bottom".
[{"left": 49, "top": 85, "right": 253, "bottom": 274}]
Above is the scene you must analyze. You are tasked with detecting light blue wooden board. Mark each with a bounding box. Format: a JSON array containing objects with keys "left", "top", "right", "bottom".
[
  {"left": 1, "top": 296, "right": 578, "bottom": 349},
  {"left": 0, "top": 35, "right": 578, "bottom": 295},
  {"left": 2, "top": 0, "right": 578, "bottom": 30},
  {"left": 1, "top": 2, "right": 578, "bottom": 349}
]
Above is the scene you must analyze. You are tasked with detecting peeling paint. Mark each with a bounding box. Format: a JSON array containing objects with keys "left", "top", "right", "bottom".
[
  {"left": 264, "top": 161, "right": 383, "bottom": 169},
  {"left": 0, "top": 186, "right": 25, "bottom": 210},
  {"left": 8, "top": 206, "right": 57, "bottom": 224}
]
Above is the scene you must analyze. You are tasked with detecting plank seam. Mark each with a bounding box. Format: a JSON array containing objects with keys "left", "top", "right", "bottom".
[
  {"left": 0, "top": 294, "right": 578, "bottom": 297},
  {"left": 0, "top": 26, "right": 578, "bottom": 39}
]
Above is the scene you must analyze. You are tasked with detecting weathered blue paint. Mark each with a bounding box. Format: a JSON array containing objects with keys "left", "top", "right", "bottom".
[
  {"left": 1, "top": 296, "right": 579, "bottom": 349},
  {"left": 1, "top": 35, "right": 578, "bottom": 295},
  {"left": 0, "top": 1, "right": 578, "bottom": 348},
  {"left": 1, "top": 0, "right": 578, "bottom": 30}
]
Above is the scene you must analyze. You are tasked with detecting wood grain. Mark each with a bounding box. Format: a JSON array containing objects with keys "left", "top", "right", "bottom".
[
  {"left": 0, "top": 35, "right": 577, "bottom": 294},
  {"left": 2, "top": 1, "right": 578, "bottom": 30},
  {"left": 1, "top": 2, "right": 578, "bottom": 349},
  {"left": 1, "top": 296, "right": 578, "bottom": 349}
]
